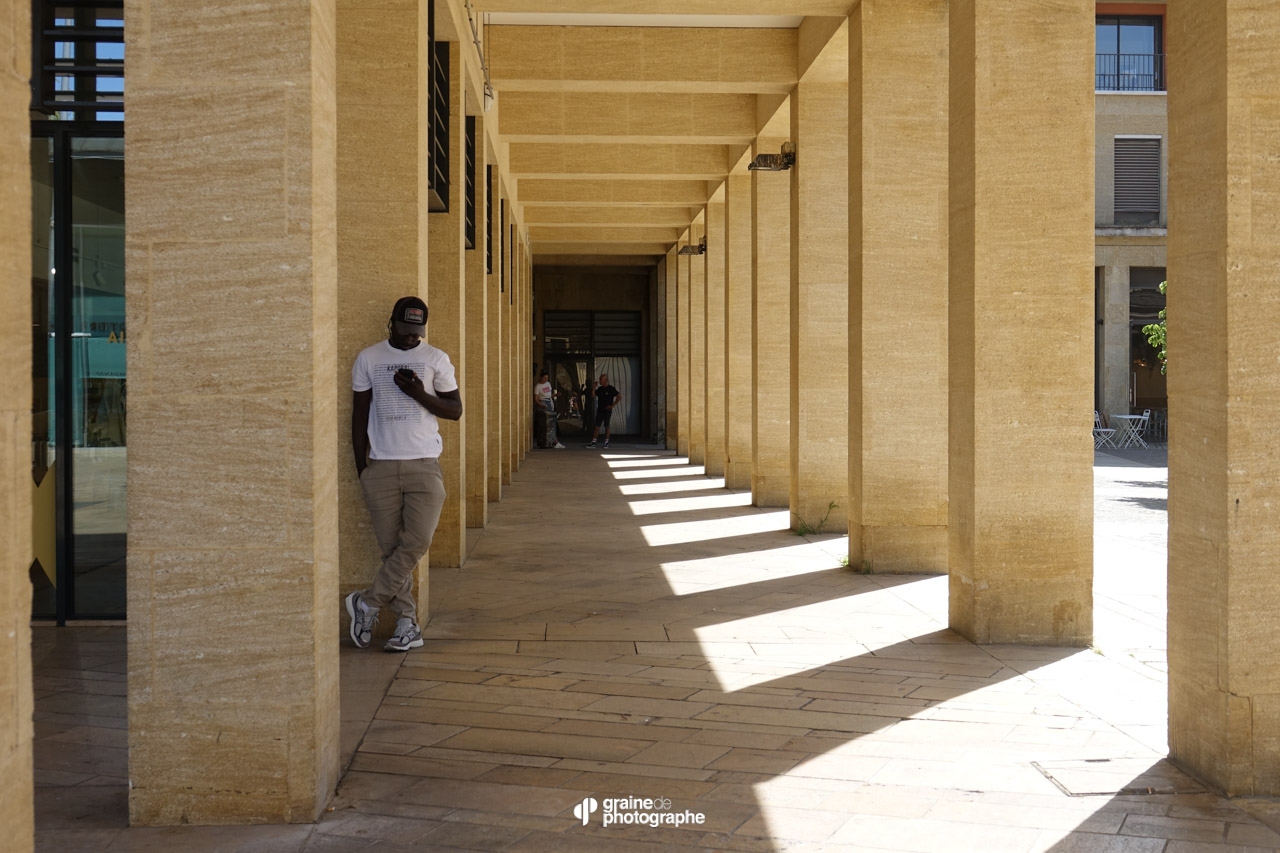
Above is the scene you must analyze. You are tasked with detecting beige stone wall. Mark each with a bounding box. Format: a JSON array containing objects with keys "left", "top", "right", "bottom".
[
  {"left": 947, "top": 0, "right": 1094, "bottom": 645},
  {"left": 336, "top": 0, "right": 430, "bottom": 632},
  {"left": 126, "top": 0, "right": 340, "bottom": 823},
  {"left": 466, "top": 115, "right": 489, "bottom": 528},
  {"left": 427, "top": 44, "right": 467, "bottom": 568},
  {"left": 703, "top": 200, "right": 727, "bottom": 476},
  {"left": 724, "top": 174, "right": 754, "bottom": 489},
  {"left": 848, "top": 0, "right": 948, "bottom": 572},
  {"left": 752, "top": 134, "right": 792, "bottom": 507},
  {"left": 1095, "top": 93, "right": 1168, "bottom": 226},
  {"left": 1, "top": 0, "right": 34, "bottom": 845},
  {"left": 790, "top": 80, "right": 849, "bottom": 534},
  {"left": 1167, "top": 0, "right": 1280, "bottom": 796}
]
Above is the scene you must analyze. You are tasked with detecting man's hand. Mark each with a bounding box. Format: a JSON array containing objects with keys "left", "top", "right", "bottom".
[{"left": 393, "top": 368, "right": 426, "bottom": 401}]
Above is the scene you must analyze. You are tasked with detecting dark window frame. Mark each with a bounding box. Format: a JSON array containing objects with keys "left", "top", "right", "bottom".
[
  {"left": 486, "top": 165, "right": 493, "bottom": 274},
  {"left": 31, "top": 0, "right": 126, "bottom": 122},
  {"left": 464, "top": 116, "right": 476, "bottom": 249},
  {"left": 426, "top": 3, "right": 449, "bottom": 213},
  {"left": 1095, "top": 15, "right": 1165, "bottom": 92}
]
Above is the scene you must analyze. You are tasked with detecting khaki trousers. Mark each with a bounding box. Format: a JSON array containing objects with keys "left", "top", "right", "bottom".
[{"left": 358, "top": 457, "right": 446, "bottom": 622}]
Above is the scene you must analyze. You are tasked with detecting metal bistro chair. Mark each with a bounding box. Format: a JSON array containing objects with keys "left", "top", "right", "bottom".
[{"left": 1094, "top": 411, "right": 1117, "bottom": 449}]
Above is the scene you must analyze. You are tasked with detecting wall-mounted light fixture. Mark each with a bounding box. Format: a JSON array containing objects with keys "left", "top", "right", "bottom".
[
  {"left": 747, "top": 141, "right": 796, "bottom": 171},
  {"left": 678, "top": 236, "right": 707, "bottom": 255}
]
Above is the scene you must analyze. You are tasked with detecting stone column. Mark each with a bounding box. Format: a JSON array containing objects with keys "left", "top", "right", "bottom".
[
  {"left": 704, "top": 198, "right": 728, "bottom": 477},
  {"left": 664, "top": 248, "right": 679, "bottom": 449},
  {"left": 790, "top": 80, "right": 849, "bottom": 533},
  {"left": 1, "top": 0, "right": 34, "bottom": 843},
  {"left": 677, "top": 230, "right": 691, "bottom": 457},
  {"left": 486, "top": 164, "right": 504, "bottom": 503},
  {"left": 126, "top": 0, "right": 340, "bottom": 823},
  {"left": 465, "top": 117, "right": 488, "bottom": 528},
  {"left": 650, "top": 260, "right": 664, "bottom": 443},
  {"left": 752, "top": 133, "right": 792, "bottom": 507},
  {"left": 948, "top": 0, "right": 1093, "bottom": 644},
  {"left": 427, "top": 44, "right": 467, "bottom": 568},
  {"left": 1167, "top": 0, "right": 1280, "bottom": 796},
  {"left": 506, "top": 196, "right": 518, "bottom": 479},
  {"left": 336, "top": 0, "right": 430, "bottom": 630},
  {"left": 1100, "top": 263, "right": 1131, "bottom": 420},
  {"left": 848, "top": 0, "right": 948, "bottom": 572},
  {"left": 520, "top": 240, "right": 528, "bottom": 458},
  {"left": 688, "top": 217, "right": 707, "bottom": 464},
  {"left": 724, "top": 173, "right": 754, "bottom": 490}
]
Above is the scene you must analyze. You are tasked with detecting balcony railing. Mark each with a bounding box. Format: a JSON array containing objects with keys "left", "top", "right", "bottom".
[{"left": 1096, "top": 53, "right": 1165, "bottom": 92}]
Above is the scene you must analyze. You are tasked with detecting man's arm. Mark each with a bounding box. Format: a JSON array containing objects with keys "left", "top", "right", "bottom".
[
  {"left": 351, "top": 389, "right": 372, "bottom": 476},
  {"left": 394, "top": 371, "right": 463, "bottom": 421}
]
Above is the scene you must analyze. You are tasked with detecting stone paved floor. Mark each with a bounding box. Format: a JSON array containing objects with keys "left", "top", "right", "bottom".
[{"left": 31, "top": 444, "right": 1280, "bottom": 852}]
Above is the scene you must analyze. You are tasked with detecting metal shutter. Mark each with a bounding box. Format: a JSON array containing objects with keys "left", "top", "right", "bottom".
[{"left": 1114, "top": 138, "right": 1161, "bottom": 217}]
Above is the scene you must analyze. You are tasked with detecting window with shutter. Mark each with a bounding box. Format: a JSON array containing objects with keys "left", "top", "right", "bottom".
[{"left": 1114, "top": 137, "right": 1161, "bottom": 226}]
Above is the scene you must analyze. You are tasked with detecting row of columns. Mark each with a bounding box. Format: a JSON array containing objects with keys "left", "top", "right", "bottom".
[
  {"left": 116, "top": 0, "right": 534, "bottom": 827},
  {"left": 2, "top": 1, "right": 1280, "bottom": 844},
  {"left": 663, "top": 0, "right": 1280, "bottom": 799}
]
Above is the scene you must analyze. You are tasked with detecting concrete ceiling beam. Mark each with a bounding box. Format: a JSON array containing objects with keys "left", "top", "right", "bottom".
[
  {"left": 488, "top": 26, "right": 798, "bottom": 94},
  {"left": 498, "top": 91, "right": 758, "bottom": 145},
  {"left": 508, "top": 142, "right": 737, "bottom": 180}
]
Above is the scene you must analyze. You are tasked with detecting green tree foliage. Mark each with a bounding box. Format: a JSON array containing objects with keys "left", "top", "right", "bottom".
[{"left": 1141, "top": 280, "right": 1167, "bottom": 375}]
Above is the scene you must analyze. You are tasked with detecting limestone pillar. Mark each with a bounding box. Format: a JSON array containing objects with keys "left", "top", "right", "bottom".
[
  {"left": 486, "top": 164, "right": 504, "bottom": 503},
  {"left": 704, "top": 198, "right": 727, "bottom": 477},
  {"left": 677, "top": 230, "right": 691, "bottom": 457},
  {"left": 505, "top": 195, "right": 518, "bottom": 479},
  {"left": 790, "top": 80, "right": 849, "bottom": 533},
  {"left": 848, "top": 0, "right": 948, "bottom": 572},
  {"left": 1167, "top": 0, "right": 1280, "bottom": 796},
  {"left": 465, "top": 117, "right": 488, "bottom": 528},
  {"left": 1, "top": 0, "right": 34, "bottom": 843},
  {"left": 948, "top": 0, "right": 1093, "bottom": 644},
  {"left": 752, "top": 133, "right": 792, "bottom": 507},
  {"left": 664, "top": 248, "right": 679, "bottom": 448},
  {"left": 1100, "top": 263, "right": 1131, "bottom": 420},
  {"left": 521, "top": 240, "right": 528, "bottom": 458},
  {"left": 724, "top": 173, "right": 753, "bottom": 490},
  {"left": 126, "top": 0, "right": 340, "bottom": 822},
  {"left": 427, "top": 43, "right": 467, "bottom": 567},
  {"left": 688, "top": 217, "right": 707, "bottom": 464},
  {"left": 336, "top": 0, "right": 430, "bottom": 629}
]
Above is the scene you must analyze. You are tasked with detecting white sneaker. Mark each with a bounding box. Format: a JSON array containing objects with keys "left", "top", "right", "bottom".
[
  {"left": 554, "top": 442, "right": 565, "bottom": 449},
  {"left": 345, "top": 592, "right": 377, "bottom": 649},
  {"left": 384, "top": 617, "right": 423, "bottom": 652}
]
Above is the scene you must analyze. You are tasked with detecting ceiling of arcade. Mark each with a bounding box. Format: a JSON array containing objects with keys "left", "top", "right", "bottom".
[{"left": 473, "top": 1, "right": 853, "bottom": 264}]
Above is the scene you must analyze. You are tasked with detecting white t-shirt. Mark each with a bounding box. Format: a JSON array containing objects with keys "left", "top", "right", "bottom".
[
  {"left": 534, "top": 380, "right": 553, "bottom": 405},
  {"left": 352, "top": 340, "right": 458, "bottom": 459}
]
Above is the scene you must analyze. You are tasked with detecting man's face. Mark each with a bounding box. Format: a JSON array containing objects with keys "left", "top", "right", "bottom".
[
  {"left": 390, "top": 329, "right": 421, "bottom": 350},
  {"left": 600, "top": 375, "right": 608, "bottom": 386}
]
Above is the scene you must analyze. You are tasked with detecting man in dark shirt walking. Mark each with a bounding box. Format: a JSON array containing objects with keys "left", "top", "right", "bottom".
[{"left": 586, "top": 373, "right": 620, "bottom": 449}]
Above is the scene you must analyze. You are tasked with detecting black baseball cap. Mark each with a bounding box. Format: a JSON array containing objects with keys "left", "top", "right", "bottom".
[{"left": 391, "top": 296, "right": 428, "bottom": 335}]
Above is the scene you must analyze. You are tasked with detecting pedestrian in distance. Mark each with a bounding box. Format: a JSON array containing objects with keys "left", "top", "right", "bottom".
[{"left": 586, "top": 373, "right": 620, "bottom": 449}]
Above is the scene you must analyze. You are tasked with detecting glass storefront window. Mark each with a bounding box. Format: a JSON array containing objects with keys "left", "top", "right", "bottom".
[
  {"left": 31, "top": 138, "right": 56, "bottom": 619},
  {"left": 71, "top": 137, "right": 126, "bottom": 616},
  {"left": 30, "top": 131, "right": 126, "bottom": 621}
]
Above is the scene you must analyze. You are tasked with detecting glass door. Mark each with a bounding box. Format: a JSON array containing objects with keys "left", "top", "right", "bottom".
[{"left": 31, "top": 129, "right": 126, "bottom": 621}]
